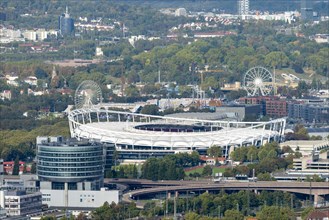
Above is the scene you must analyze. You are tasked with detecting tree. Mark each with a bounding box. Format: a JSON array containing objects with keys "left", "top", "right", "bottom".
[
  {"left": 125, "top": 85, "right": 140, "bottom": 97},
  {"left": 267, "top": 149, "right": 277, "bottom": 159},
  {"left": 23, "top": 164, "right": 27, "bottom": 173},
  {"left": 256, "top": 206, "right": 295, "bottom": 220},
  {"left": 140, "top": 104, "right": 159, "bottom": 115},
  {"left": 247, "top": 146, "right": 258, "bottom": 162},
  {"left": 12, "top": 155, "right": 20, "bottom": 175},
  {"left": 132, "top": 164, "right": 138, "bottom": 178},
  {"left": 230, "top": 147, "right": 248, "bottom": 162},
  {"left": 264, "top": 51, "right": 289, "bottom": 69},
  {"left": 294, "top": 151, "right": 302, "bottom": 158},
  {"left": 76, "top": 212, "right": 88, "bottom": 220},
  {"left": 202, "top": 165, "right": 213, "bottom": 176},
  {"left": 258, "top": 149, "right": 268, "bottom": 161},
  {"left": 207, "top": 145, "right": 222, "bottom": 158},
  {"left": 31, "top": 162, "right": 36, "bottom": 174},
  {"left": 257, "top": 172, "right": 274, "bottom": 181},
  {"left": 301, "top": 207, "right": 315, "bottom": 220},
  {"left": 185, "top": 212, "right": 201, "bottom": 220},
  {"left": 223, "top": 209, "right": 244, "bottom": 220},
  {"left": 312, "top": 174, "right": 324, "bottom": 182},
  {"left": 281, "top": 146, "right": 293, "bottom": 154}
]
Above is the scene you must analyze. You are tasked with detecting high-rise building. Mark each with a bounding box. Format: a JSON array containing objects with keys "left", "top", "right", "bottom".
[
  {"left": 59, "top": 6, "right": 74, "bottom": 36},
  {"left": 36, "top": 136, "right": 119, "bottom": 208},
  {"left": 237, "top": 0, "right": 249, "bottom": 15},
  {"left": 301, "top": 0, "right": 313, "bottom": 21},
  {"left": 37, "top": 136, "right": 104, "bottom": 191}
]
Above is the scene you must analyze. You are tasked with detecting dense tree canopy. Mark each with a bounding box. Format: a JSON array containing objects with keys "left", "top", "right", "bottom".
[{"left": 141, "top": 152, "right": 200, "bottom": 181}]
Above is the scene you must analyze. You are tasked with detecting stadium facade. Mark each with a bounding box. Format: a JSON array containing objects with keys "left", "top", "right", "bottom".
[{"left": 68, "top": 106, "right": 286, "bottom": 163}]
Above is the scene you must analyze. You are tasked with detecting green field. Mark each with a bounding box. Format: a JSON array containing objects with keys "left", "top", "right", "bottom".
[{"left": 185, "top": 166, "right": 226, "bottom": 176}]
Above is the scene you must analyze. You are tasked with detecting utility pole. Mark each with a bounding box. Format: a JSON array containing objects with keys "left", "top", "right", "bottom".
[
  {"left": 186, "top": 191, "right": 189, "bottom": 212},
  {"left": 165, "top": 188, "right": 168, "bottom": 218},
  {"left": 309, "top": 180, "right": 312, "bottom": 207},
  {"left": 247, "top": 184, "right": 250, "bottom": 216},
  {"left": 174, "top": 196, "right": 177, "bottom": 220},
  {"left": 273, "top": 66, "right": 277, "bottom": 96},
  {"left": 290, "top": 194, "right": 293, "bottom": 209}
]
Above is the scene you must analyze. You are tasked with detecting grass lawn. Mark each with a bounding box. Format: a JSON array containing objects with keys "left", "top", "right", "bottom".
[
  {"left": 185, "top": 166, "right": 226, "bottom": 176},
  {"left": 212, "top": 167, "right": 226, "bottom": 174}
]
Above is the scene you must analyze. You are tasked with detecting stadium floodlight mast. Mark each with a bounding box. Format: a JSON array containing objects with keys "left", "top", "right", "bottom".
[
  {"left": 74, "top": 80, "right": 102, "bottom": 109},
  {"left": 243, "top": 66, "right": 273, "bottom": 96}
]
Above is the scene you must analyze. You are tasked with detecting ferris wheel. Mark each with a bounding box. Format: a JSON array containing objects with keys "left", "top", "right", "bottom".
[
  {"left": 243, "top": 66, "right": 273, "bottom": 96},
  {"left": 74, "top": 80, "right": 102, "bottom": 109}
]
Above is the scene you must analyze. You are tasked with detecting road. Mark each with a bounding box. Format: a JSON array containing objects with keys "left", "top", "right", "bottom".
[{"left": 105, "top": 179, "right": 329, "bottom": 207}]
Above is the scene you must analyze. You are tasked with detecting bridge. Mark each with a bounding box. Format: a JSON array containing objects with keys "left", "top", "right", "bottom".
[{"left": 106, "top": 179, "right": 329, "bottom": 207}]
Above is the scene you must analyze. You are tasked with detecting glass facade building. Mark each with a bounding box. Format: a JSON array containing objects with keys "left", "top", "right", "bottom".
[
  {"left": 37, "top": 137, "right": 104, "bottom": 190},
  {"left": 301, "top": 0, "right": 313, "bottom": 21},
  {"left": 58, "top": 7, "right": 74, "bottom": 36}
]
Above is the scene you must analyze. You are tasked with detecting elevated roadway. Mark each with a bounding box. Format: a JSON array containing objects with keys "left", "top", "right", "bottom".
[{"left": 107, "top": 179, "right": 329, "bottom": 207}]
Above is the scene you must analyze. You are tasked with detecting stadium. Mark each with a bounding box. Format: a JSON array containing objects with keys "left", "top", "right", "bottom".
[
  {"left": 67, "top": 80, "right": 286, "bottom": 163},
  {"left": 68, "top": 106, "right": 286, "bottom": 163}
]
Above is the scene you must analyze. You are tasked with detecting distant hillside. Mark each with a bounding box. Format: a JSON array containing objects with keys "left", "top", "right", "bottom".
[
  {"left": 118, "top": 0, "right": 328, "bottom": 15},
  {"left": 1, "top": 0, "right": 327, "bottom": 15}
]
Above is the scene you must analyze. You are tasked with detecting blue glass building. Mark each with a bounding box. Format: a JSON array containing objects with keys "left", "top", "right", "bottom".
[
  {"left": 59, "top": 7, "right": 74, "bottom": 36},
  {"left": 37, "top": 136, "right": 104, "bottom": 190},
  {"left": 301, "top": 0, "right": 313, "bottom": 21}
]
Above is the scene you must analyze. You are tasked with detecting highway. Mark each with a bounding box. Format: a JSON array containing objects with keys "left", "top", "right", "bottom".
[{"left": 104, "top": 179, "right": 329, "bottom": 207}]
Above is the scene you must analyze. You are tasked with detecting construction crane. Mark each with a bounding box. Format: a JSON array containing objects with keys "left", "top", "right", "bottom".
[{"left": 198, "top": 65, "right": 224, "bottom": 87}]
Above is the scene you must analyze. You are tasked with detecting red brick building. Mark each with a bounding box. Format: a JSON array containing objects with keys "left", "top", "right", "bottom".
[
  {"left": 265, "top": 99, "right": 288, "bottom": 117},
  {"left": 238, "top": 96, "right": 288, "bottom": 118}
]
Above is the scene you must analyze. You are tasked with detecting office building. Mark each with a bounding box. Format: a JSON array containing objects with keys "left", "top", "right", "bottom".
[
  {"left": 293, "top": 151, "right": 329, "bottom": 175},
  {"left": 301, "top": 0, "right": 313, "bottom": 21},
  {"left": 2, "top": 174, "right": 39, "bottom": 193},
  {"left": 23, "top": 31, "right": 37, "bottom": 41},
  {"left": 175, "top": 8, "right": 187, "bottom": 17},
  {"left": 95, "top": 47, "right": 103, "bottom": 56},
  {"left": 36, "top": 136, "right": 119, "bottom": 208},
  {"left": 59, "top": 6, "right": 74, "bottom": 36},
  {"left": 37, "top": 136, "right": 104, "bottom": 191},
  {"left": 0, "top": 190, "right": 42, "bottom": 217},
  {"left": 215, "top": 104, "right": 261, "bottom": 121},
  {"left": 265, "top": 99, "right": 288, "bottom": 118},
  {"left": 274, "top": 149, "right": 329, "bottom": 184},
  {"left": 288, "top": 101, "right": 329, "bottom": 123},
  {"left": 238, "top": 96, "right": 288, "bottom": 118},
  {"left": 237, "top": 0, "right": 249, "bottom": 15}
]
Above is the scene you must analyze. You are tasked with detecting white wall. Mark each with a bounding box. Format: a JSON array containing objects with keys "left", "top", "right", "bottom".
[{"left": 41, "top": 189, "right": 119, "bottom": 208}]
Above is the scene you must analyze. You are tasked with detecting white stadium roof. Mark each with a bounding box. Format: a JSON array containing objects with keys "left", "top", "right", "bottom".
[{"left": 68, "top": 107, "right": 286, "bottom": 154}]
